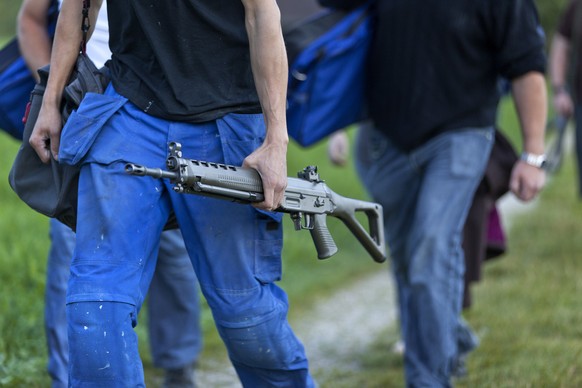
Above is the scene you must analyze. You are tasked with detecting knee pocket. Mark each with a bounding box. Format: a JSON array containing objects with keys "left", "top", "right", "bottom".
[{"left": 217, "top": 307, "right": 298, "bottom": 369}]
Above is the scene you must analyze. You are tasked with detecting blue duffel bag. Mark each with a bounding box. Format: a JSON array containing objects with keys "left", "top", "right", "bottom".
[{"left": 284, "top": 1, "right": 373, "bottom": 147}]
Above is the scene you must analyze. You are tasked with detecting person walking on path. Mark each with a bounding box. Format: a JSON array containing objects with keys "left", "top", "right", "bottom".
[
  {"left": 30, "top": 0, "right": 314, "bottom": 386},
  {"left": 18, "top": 1, "right": 202, "bottom": 386},
  {"left": 319, "top": 0, "right": 547, "bottom": 386}
]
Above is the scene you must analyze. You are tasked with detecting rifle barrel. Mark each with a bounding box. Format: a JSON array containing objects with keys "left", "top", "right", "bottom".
[{"left": 125, "top": 163, "right": 178, "bottom": 180}]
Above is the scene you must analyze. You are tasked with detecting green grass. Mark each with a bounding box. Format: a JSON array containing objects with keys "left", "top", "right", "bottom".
[
  {"left": 456, "top": 155, "right": 582, "bottom": 387},
  {"left": 0, "top": 136, "right": 51, "bottom": 387}
]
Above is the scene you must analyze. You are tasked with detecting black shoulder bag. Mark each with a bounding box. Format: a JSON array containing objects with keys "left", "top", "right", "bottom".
[{"left": 8, "top": 0, "right": 110, "bottom": 230}]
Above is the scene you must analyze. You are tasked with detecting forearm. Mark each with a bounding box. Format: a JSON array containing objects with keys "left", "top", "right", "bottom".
[
  {"left": 17, "top": 0, "right": 52, "bottom": 81},
  {"left": 549, "top": 34, "right": 571, "bottom": 92},
  {"left": 240, "top": 0, "right": 288, "bottom": 209},
  {"left": 29, "top": 0, "right": 103, "bottom": 162},
  {"left": 511, "top": 71, "right": 547, "bottom": 155},
  {"left": 242, "top": 0, "right": 288, "bottom": 146},
  {"left": 43, "top": 0, "right": 103, "bottom": 109}
]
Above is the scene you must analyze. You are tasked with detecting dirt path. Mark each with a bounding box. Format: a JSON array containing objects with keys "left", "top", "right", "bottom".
[{"left": 195, "top": 266, "right": 397, "bottom": 387}]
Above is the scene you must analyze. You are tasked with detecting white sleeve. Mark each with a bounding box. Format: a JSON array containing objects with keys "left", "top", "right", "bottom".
[{"left": 85, "top": 3, "right": 111, "bottom": 68}]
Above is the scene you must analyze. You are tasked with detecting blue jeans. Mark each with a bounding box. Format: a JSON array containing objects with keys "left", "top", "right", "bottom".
[
  {"left": 58, "top": 85, "right": 313, "bottom": 387},
  {"left": 355, "top": 125, "right": 494, "bottom": 387},
  {"left": 45, "top": 219, "right": 201, "bottom": 388}
]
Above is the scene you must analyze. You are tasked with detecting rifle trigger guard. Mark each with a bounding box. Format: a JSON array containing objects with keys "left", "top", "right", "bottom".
[{"left": 290, "top": 212, "right": 313, "bottom": 231}]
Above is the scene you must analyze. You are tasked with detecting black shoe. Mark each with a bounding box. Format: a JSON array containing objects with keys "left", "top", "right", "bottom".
[{"left": 163, "top": 364, "right": 196, "bottom": 388}]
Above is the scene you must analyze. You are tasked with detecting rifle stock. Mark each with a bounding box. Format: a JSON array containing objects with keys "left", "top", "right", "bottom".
[{"left": 125, "top": 142, "right": 386, "bottom": 263}]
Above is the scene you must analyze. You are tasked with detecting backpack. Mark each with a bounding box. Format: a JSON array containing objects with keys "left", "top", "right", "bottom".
[{"left": 283, "top": 2, "right": 373, "bottom": 147}]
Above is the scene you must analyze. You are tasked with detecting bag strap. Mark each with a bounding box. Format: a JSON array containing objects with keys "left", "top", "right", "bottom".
[
  {"left": 45, "top": 0, "right": 90, "bottom": 50},
  {"left": 80, "top": 0, "right": 91, "bottom": 54}
]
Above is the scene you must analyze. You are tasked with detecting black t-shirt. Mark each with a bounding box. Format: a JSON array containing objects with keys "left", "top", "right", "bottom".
[
  {"left": 106, "top": 0, "right": 261, "bottom": 122},
  {"left": 320, "top": 0, "right": 546, "bottom": 151}
]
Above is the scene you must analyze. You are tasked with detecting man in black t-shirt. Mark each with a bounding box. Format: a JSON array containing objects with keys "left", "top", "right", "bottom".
[
  {"left": 320, "top": 0, "right": 547, "bottom": 386},
  {"left": 30, "top": 0, "right": 314, "bottom": 386}
]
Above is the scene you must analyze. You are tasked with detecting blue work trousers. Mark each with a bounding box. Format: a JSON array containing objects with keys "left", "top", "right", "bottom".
[
  {"left": 58, "top": 85, "right": 313, "bottom": 387},
  {"left": 44, "top": 219, "right": 201, "bottom": 388},
  {"left": 355, "top": 125, "right": 494, "bottom": 387}
]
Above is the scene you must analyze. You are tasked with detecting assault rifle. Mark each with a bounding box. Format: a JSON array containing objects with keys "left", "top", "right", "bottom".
[{"left": 125, "top": 142, "right": 386, "bottom": 263}]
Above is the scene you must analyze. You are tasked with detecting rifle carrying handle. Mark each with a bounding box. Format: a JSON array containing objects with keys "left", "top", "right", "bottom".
[{"left": 309, "top": 214, "right": 338, "bottom": 259}]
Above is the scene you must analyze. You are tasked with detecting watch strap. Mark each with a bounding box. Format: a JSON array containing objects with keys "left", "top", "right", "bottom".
[{"left": 520, "top": 152, "right": 546, "bottom": 169}]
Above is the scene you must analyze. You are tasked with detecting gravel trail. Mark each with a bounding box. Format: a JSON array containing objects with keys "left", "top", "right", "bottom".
[{"left": 195, "top": 266, "right": 397, "bottom": 387}]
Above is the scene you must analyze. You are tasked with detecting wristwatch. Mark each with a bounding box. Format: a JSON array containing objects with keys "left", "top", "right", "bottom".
[{"left": 520, "top": 152, "right": 546, "bottom": 169}]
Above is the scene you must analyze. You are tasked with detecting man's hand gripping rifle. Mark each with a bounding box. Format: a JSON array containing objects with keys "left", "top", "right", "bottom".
[{"left": 125, "top": 142, "right": 386, "bottom": 263}]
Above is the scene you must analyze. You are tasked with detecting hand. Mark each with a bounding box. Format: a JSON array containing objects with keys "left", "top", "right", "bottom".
[
  {"left": 327, "top": 130, "right": 350, "bottom": 166},
  {"left": 29, "top": 104, "right": 63, "bottom": 163},
  {"left": 553, "top": 90, "right": 574, "bottom": 118},
  {"left": 509, "top": 161, "right": 546, "bottom": 202},
  {"left": 243, "top": 140, "right": 288, "bottom": 211}
]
